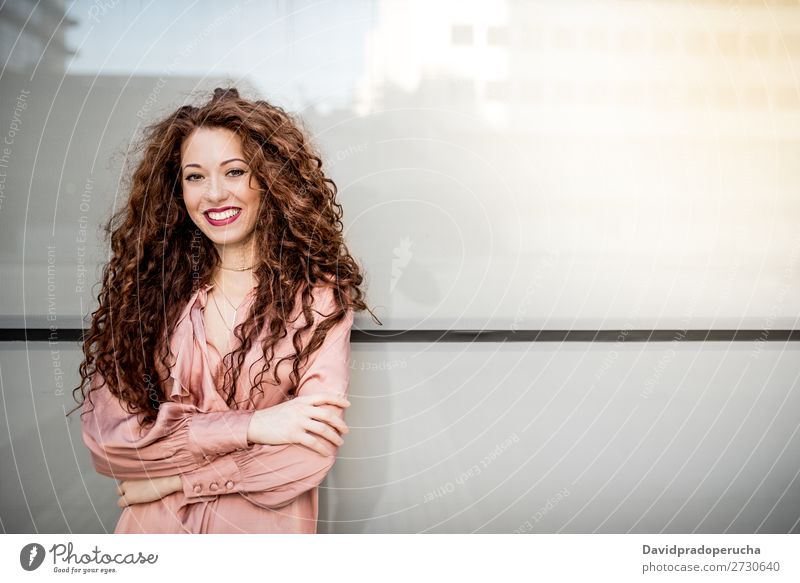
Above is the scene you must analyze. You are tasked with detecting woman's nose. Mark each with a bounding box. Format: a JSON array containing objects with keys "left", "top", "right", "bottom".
[{"left": 203, "top": 175, "right": 230, "bottom": 200}]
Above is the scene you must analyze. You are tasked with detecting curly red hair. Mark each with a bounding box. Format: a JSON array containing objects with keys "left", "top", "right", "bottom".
[{"left": 68, "top": 87, "right": 378, "bottom": 427}]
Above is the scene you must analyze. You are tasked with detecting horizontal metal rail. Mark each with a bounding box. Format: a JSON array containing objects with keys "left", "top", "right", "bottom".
[{"left": 1, "top": 329, "right": 798, "bottom": 342}]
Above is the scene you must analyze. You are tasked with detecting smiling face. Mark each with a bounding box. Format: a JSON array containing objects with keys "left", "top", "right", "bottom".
[{"left": 180, "top": 126, "right": 262, "bottom": 259}]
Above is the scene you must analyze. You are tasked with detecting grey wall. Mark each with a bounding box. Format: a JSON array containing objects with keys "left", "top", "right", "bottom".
[{"left": 2, "top": 342, "right": 798, "bottom": 533}]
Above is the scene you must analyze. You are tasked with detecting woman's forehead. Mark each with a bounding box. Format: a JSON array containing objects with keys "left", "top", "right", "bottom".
[{"left": 181, "top": 127, "right": 244, "bottom": 160}]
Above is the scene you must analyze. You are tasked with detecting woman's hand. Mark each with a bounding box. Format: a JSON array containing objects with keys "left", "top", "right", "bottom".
[
  {"left": 116, "top": 475, "right": 182, "bottom": 508},
  {"left": 247, "top": 393, "right": 351, "bottom": 456}
]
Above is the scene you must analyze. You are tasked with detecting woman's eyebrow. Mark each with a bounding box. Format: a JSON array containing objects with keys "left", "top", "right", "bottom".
[{"left": 182, "top": 157, "right": 247, "bottom": 170}]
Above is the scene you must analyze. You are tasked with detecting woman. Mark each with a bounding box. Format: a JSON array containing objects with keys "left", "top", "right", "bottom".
[{"left": 68, "top": 87, "right": 378, "bottom": 533}]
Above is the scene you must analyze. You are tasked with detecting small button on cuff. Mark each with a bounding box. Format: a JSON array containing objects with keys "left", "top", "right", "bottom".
[
  {"left": 193, "top": 485, "right": 202, "bottom": 494},
  {"left": 209, "top": 482, "right": 219, "bottom": 492},
  {"left": 225, "top": 481, "right": 234, "bottom": 490}
]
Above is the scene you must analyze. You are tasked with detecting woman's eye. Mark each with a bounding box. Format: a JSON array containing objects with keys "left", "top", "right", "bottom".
[{"left": 184, "top": 169, "right": 245, "bottom": 181}]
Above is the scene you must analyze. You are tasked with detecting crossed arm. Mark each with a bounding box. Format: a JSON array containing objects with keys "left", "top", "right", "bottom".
[{"left": 81, "top": 292, "right": 354, "bottom": 511}]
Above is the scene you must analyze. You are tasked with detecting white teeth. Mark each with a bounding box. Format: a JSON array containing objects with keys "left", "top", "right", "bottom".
[{"left": 207, "top": 208, "right": 240, "bottom": 220}]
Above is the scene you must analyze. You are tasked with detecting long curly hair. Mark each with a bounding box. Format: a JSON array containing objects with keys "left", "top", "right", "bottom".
[{"left": 68, "top": 87, "right": 379, "bottom": 427}]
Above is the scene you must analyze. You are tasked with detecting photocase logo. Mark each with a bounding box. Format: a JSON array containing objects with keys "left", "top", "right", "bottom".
[{"left": 19, "top": 543, "right": 46, "bottom": 571}]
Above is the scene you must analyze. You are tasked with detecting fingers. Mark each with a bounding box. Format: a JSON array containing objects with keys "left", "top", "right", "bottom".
[
  {"left": 306, "top": 406, "right": 349, "bottom": 435},
  {"left": 298, "top": 432, "right": 335, "bottom": 457},
  {"left": 301, "top": 393, "right": 350, "bottom": 434},
  {"left": 305, "top": 419, "right": 344, "bottom": 447},
  {"left": 117, "top": 481, "right": 128, "bottom": 507},
  {"left": 291, "top": 394, "right": 353, "bottom": 455}
]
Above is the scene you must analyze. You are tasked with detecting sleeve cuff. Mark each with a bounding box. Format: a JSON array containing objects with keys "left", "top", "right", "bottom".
[
  {"left": 186, "top": 409, "right": 256, "bottom": 464},
  {"left": 180, "top": 454, "right": 244, "bottom": 499}
]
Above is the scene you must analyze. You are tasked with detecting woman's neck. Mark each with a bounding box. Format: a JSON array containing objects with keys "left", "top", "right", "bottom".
[
  {"left": 212, "top": 238, "right": 259, "bottom": 295},
  {"left": 212, "top": 269, "right": 258, "bottom": 294},
  {"left": 214, "top": 234, "right": 255, "bottom": 266}
]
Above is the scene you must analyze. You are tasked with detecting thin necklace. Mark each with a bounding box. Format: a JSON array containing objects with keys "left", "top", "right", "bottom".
[
  {"left": 209, "top": 293, "right": 235, "bottom": 333},
  {"left": 219, "top": 263, "right": 257, "bottom": 271},
  {"left": 209, "top": 280, "right": 251, "bottom": 333},
  {"left": 212, "top": 279, "right": 252, "bottom": 310}
]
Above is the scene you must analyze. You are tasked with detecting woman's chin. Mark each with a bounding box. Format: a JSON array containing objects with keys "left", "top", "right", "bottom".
[{"left": 208, "top": 231, "right": 255, "bottom": 248}]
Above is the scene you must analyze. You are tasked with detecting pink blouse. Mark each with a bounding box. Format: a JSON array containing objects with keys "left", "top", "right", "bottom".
[{"left": 81, "top": 283, "right": 354, "bottom": 534}]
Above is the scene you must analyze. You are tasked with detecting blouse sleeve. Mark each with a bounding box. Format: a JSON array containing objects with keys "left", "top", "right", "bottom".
[
  {"left": 81, "top": 370, "right": 257, "bottom": 480},
  {"left": 178, "top": 289, "right": 354, "bottom": 509}
]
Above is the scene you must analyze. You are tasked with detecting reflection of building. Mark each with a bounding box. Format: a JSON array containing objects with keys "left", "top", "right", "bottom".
[
  {"left": 0, "top": 0, "right": 77, "bottom": 73},
  {"left": 355, "top": 0, "right": 800, "bottom": 135},
  {"left": 503, "top": 0, "right": 800, "bottom": 136},
  {"left": 354, "top": 0, "right": 510, "bottom": 126}
]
